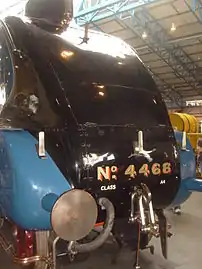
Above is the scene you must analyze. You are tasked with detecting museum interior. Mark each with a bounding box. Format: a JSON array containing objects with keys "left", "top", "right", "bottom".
[{"left": 0, "top": 0, "right": 202, "bottom": 269}]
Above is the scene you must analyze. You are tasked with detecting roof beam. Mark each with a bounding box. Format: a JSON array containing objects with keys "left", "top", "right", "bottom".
[
  {"left": 74, "top": 0, "right": 201, "bottom": 102},
  {"left": 111, "top": 12, "right": 184, "bottom": 105},
  {"left": 75, "top": 0, "right": 86, "bottom": 13},
  {"left": 0, "top": 0, "right": 26, "bottom": 18},
  {"left": 190, "top": 0, "right": 202, "bottom": 22},
  {"left": 74, "top": 0, "right": 161, "bottom": 25},
  {"left": 146, "top": 67, "right": 183, "bottom": 107},
  {"left": 116, "top": 8, "right": 202, "bottom": 95},
  {"left": 132, "top": 32, "right": 202, "bottom": 51},
  {"left": 74, "top": 0, "right": 183, "bottom": 107}
]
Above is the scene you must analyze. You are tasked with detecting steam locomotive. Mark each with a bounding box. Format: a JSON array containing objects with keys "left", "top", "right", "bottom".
[{"left": 0, "top": 0, "right": 202, "bottom": 269}]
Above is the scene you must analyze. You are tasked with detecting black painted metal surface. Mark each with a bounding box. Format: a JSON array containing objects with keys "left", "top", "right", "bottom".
[{"left": 0, "top": 15, "right": 180, "bottom": 216}]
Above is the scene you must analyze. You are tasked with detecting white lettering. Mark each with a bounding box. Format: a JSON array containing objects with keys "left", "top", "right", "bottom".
[
  {"left": 160, "top": 180, "right": 166, "bottom": 184},
  {"left": 101, "top": 185, "right": 116, "bottom": 191},
  {"left": 186, "top": 100, "right": 202, "bottom": 107}
]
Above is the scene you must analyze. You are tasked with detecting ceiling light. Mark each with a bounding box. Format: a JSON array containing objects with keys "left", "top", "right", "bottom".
[
  {"left": 142, "top": 31, "right": 147, "bottom": 39},
  {"left": 170, "top": 23, "right": 176, "bottom": 32}
]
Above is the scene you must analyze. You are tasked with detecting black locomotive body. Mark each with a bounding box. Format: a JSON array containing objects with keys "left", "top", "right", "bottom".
[{"left": 0, "top": 1, "right": 181, "bottom": 268}]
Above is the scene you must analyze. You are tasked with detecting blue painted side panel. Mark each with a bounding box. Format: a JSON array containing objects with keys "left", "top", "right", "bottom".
[
  {"left": 185, "top": 178, "right": 202, "bottom": 192},
  {"left": 169, "top": 131, "right": 196, "bottom": 207},
  {"left": 0, "top": 130, "right": 71, "bottom": 230},
  {"left": 1, "top": 129, "right": 201, "bottom": 227}
]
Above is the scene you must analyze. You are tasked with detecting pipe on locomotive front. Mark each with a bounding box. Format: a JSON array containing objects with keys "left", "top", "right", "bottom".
[{"left": 68, "top": 197, "right": 115, "bottom": 254}]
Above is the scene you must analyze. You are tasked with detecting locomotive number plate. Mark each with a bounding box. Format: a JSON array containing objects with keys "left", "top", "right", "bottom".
[{"left": 97, "top": 162, "right": 172, "bottom": 181}]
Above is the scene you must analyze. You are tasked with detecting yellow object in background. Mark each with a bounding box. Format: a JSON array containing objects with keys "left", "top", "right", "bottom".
[
  {"left": 169, "top": 112, "right": 200, "bottom": 151},
  {"left": 187, "top": 133, "right": 202, "bottom": 151},
  {"left": 169, "top": 113, "right": 199, "bottom": 133},
  {"left": 169, "top": 112, "right": 202, "bottom": 177}
]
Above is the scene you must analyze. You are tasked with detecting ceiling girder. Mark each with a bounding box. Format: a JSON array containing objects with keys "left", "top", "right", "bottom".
[
  {"left": 75, "top": 0, "right": 186, "bottom": 107},
  {"left": 191, "top": 0, "right": 202, "bottom": 22},
  {"left": 0, "top": 0, "right": 26, "bottom": 18},
  {"left": 74, "top": 0, "right": 160, "bottom": 25},
  {"left": 144, "top": 64, "right": 184, "bottom": 107},
  {"left": 111, "top": 12, "right": 184, "bottom": 106},
  {"left": 129, "top": 9, "right": 202, "bottom": 94}
]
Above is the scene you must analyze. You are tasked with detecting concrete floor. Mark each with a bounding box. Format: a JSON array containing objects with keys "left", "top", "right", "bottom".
[{"left": 1, "top": 192, "right": 202, "bottom": 269}]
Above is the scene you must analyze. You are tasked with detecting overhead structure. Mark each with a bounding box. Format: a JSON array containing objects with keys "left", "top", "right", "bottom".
[
  {"left": 74, "top": 0, "right": 202, "bottom": 109},
  {"left": 0, "top": 0, "right": 27, "bottom": 18},
  {"left": 1, "top": 1, "right": 202, "bottom": 109}
]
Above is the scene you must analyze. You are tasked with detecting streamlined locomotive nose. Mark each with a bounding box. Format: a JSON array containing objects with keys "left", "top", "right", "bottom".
[{"left": 50, "top": 189, "right": 98, "bottom": 241}]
